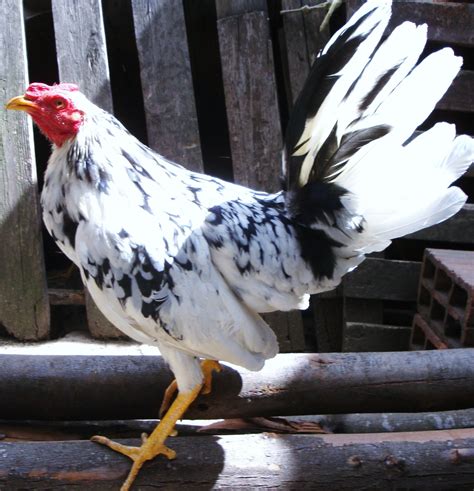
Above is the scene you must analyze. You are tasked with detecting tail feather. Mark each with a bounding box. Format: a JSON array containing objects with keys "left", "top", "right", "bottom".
[
  {"left": 283, "top": 0, "right": 391, "bottom": 187},
  {"left": 336, "top": 21, "right": 427, "bottom": 143},
  {"left": 284, "top": 0, "right": 473, "bottom": 273},
  {"left": 336, "top": 123, "right": 473, "bottom": 250}
]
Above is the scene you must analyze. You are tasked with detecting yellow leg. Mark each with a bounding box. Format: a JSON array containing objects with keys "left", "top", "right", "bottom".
[
  {"left": 159, "top": 359, "right": 221, "bottom": 417},
  {"left": 92, "top": 386, "right": 200, "bottom": 491},
  {"left": 92, "top": 359, "right": 221, "bottom": 491}
]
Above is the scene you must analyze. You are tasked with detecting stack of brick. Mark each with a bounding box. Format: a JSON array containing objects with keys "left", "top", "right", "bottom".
[{"left": 410, "top": 249, "right": 474, "bottom": 350}]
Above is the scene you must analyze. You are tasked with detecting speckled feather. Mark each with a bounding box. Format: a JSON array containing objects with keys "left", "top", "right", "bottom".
[
  {"left": 39, "top": 0, "right": 473, "bottom": 391},
  {"left": 41, "top": 98, "right": 361, "bottom": 390}
]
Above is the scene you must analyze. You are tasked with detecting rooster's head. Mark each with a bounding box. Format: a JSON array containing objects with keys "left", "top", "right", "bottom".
[{"left": 6, "top": 83, "right": 85, "bottom": 147}]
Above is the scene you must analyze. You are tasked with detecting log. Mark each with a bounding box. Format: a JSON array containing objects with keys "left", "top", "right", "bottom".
[
  {"left": 4, "top": 407, "right": 474, "bottom": 440},
  {"left": 0, "top": 0, "right": 50, "bottom": 340},
  {"left": 1, "top": 429, "right": 474, "bottom": 489},
  {"left": 132, "top": 0, "right": 203, "bottom": 171},
  {"left": 0, "top": 350, "right": 473, "bottom": 420}
]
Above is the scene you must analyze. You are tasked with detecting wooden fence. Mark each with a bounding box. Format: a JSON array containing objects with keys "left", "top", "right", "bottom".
[{"left": 0, "top": 0, "right": 473, "bottom": 352}]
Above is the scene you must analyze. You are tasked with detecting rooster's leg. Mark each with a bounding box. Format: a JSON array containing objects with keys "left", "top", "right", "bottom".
[
  {"left": 159, "top": 359, "right": 221, "bottom": 417},
  {"left": 92, "top": 359, "right": 221, "bottom": 491}
]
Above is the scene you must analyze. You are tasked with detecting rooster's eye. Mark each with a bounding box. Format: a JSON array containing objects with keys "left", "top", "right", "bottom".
[{"left": 54, "top": 99, "right": 65, "bottom": 109}]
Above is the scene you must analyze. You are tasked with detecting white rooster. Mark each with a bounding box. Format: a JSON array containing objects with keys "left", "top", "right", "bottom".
[{"left": 7, "top": 1, "right": 474, "bottom": 489}]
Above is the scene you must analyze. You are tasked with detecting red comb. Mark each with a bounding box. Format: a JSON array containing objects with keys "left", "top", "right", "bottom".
[{"left": 25, "top": 82, "right": 80, "bottom": 100}]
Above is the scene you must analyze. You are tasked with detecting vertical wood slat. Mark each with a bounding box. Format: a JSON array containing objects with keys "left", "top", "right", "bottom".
[
  {"left": 217, "top": 4, "right": 305, "bottom": 352},
  {"left": 281, "top": 0, "right": 342, "bottom": 351},
  {"left": 131, "top": 0, "right": 203, "bottom": 172},
  {"left": 51, "top": 0, "right": 123, "bottom": 338},
  {"left": 281, "top": 0, "right": 331, "bottom": 104},
  {"left": 0, "top": 0, "right": 50, "bottom": 340}
]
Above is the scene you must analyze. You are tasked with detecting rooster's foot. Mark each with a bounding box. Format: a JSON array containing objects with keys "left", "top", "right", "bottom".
[
  {"left": 92, "top": 384, "right": 204, "bottom": 491},
  {"left": 159, "top": 359, "right": 221, "bottom": 417}
]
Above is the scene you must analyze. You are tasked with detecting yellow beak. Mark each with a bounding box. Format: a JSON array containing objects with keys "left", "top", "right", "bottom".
[{"left": 5, "top": 95, "right": 37, "bottom": 112}]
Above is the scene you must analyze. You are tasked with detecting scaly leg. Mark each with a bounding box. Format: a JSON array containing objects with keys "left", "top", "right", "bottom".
[
  {"left": 92, "top": 359, "right": 221, "bottom": 491},
  {"left": 159, "top": 359, "right": 221, "bottom": 417}
]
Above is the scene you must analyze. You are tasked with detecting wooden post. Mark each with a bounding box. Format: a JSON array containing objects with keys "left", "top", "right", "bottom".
[
  {"left": 216, "top": 1, "right": 305, "bottom": 351},
  {"left": 51, "top": 0, "right": 123, "bottom": 338},
  {"left": 131, "top": 0, "right": 203, "bottom": 171},
  {"left": 0, "top": 0, "right": 50, "bottom": 340}
]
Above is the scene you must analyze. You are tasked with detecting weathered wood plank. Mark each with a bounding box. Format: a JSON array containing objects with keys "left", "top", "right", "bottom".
[
  {"left": 342, "top": 322, "right": 411, "bottom": 352},
  {"left": 281, "top": 0, "right": 331, "bottom": 103},
  {"left": 51, "top": 0, "right": 124, "bottom": 339},
  {"left": 215, "top": 0, "right": 267, "bottom": 18},
  {"left": 312, "top": 294, "right": 344, "bottom": 352},
  {"left": 0, "top": 0, "right": 50, "bottom": 340},
  {"left": 217, "top": 8, "right": 305, "bottom": 351},
  {"left": 438, "top": 70, "right": 474, "bottom": 113},
  {"left": 48, "top": 288, "right": 85, "bottom": 305},
  {"left": 132, "top": 0, "right": 203, "bottom": 171},
  {"left": 344, "top": 258, "right": 421, "bottom": 301},
  {"left": 1, "top": 350, "right": 473, "bottom": 420},
  {"left": 406, "top": 204, "right": 474, "bottom": 243},
  {"left": 52, "top": 0, "right": 113, "bottom": 112},
  {"left": 347, "top": 0, "right": 474, "bottom": 46},
  {"left": 344, "top": 298, "right": 384, "bottom": 323},
  {"left": 2, "top": 430, "right": 474, "bottom": 489},
  {"left": 217, "top": 11, "right": 282, "bottom": 192}
]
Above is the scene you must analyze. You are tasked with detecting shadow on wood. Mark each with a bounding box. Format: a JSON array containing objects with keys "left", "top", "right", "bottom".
[
  {"left": 1, "top": 429, "right": 474, "bottom": 489},
  {"left": 0, "top": 350, "right": 473, "bottom": 420}
]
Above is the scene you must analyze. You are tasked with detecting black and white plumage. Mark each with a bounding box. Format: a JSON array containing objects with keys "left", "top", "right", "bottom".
[{"left": 13, "top": 1, "right": 474, "bottom": 395}]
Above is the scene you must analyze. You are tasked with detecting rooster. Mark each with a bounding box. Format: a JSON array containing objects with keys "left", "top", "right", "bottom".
[{"left": 6, "top": 0, "right": 474, "bottom": 489}]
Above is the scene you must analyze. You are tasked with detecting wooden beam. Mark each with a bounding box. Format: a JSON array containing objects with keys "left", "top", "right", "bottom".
[
  {"left": 438, "top": 70, "right": 474, "bottom": 113},
  {"left": 406, "top": 204, "right": 474, "bottom": 244},
  {"left": 132, "top": 0, "right": 203, "bottom": 171},
  {"left": 0, "top": 350, "right": 473, "bottom": 420},
  {"left": 2, "top": 429, "right": 474, "bottom": 489},
  {"left": 346, "top": 0, "right": 474, "bottom": 47},
  {"left": 343, "top": 258, "right": 421, "bottom": 302},
  {"left": 0, "top": 0, "right": 50, "bottom": 340},
  {"left": 342, "top": 322, "right": 411, "bottom": 352}
]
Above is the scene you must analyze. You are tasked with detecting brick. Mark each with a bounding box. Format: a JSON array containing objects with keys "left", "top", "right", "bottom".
[{"left": 416, "top": 249, "right": 474, "bottom": 348}]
